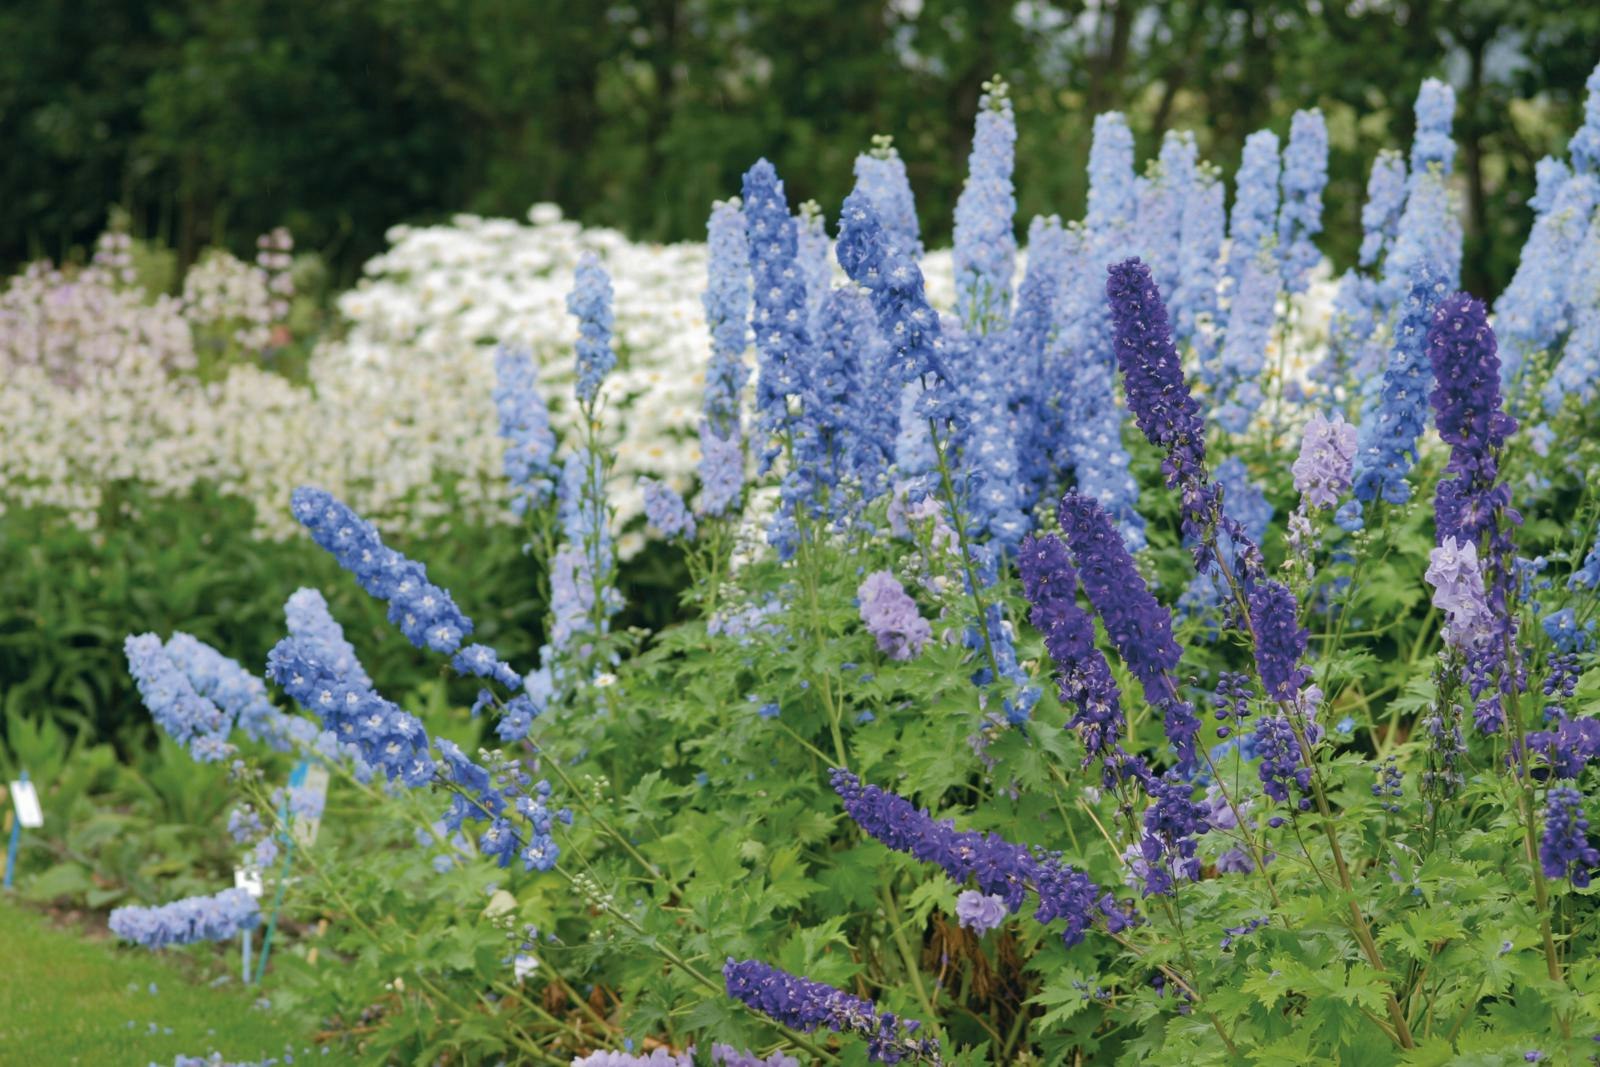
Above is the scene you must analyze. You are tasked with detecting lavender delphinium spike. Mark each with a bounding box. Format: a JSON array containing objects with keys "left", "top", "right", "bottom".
[
  {"left": 1569, "top": 61, "right": 1600, "bottom": 178},
  {"left": 857, "top": 570, "right": 931, "bottom": 661},
  {"left": 1172, "top": 164, "right": 1224, "bottom": 358},
  {"left": 1351, "top": 264, "right": 1445, "bottom": 506},
  {"left": 952, "top": 76, "right": 1017, "bottom": 331},
  {"left": 110, "top": 889, "right": 260, "bottom": 949},
  {"left": 1358, "top": 149, "right": 1408, "bottom": 269},
  {"left": 1291, "top": 412, "right": 1357, "bottom": 510},
  {"left": 124, "top": 634, "right": 233, "bottom": 762},
  {"left": 1226, "top": 130, "right": 1280, "bottom": 292},
  {"left": 1541, "top": 208, "right": 1600, "bottom": 416},
  {"left": 568, "top": 253, "right": 616, "bottom": 407},
  {"left": 724, "top": 957, "right": 939, "bottom": 1064},
  {"left": 743, "top": 160, "right": 811, "bottom": 472},
  {"left": 1496, "top": 173, "right": 1598, "bottom": 389},
  {"left": 702, "top": 198, "right": 752, "bottom": 434},
  {"left": 1278, "top": 108, "right": 1329, "bottom": 294},
  {"left": 640, "top": 478, "right": 697, "bottom": 539},
  {"left": 291, "top": 487, "right": 474, "bottom": 655},
  {"left": 1384, "top": 79, "right": 1461, "bottom": 299},
  {"left": 1137, "top": 130, "right": 1198, "bottom": 302},
  {"left": 853, "top": 135, "right": 923, "bottom": 259},
  {"left": 493, "top": 345, "right": 559, "bottom": 517},
  {"left": 830, "top": 769, "right": 1129, "bottom": 946}
]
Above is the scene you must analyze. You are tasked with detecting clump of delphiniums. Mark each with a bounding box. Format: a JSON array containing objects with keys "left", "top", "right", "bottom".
[{"left": 111, "top": 65, "right": 1600, "bottom": 1066}]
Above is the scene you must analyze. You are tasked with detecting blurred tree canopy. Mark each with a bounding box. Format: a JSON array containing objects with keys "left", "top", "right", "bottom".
[{"left": 3, "top": 0, "right": 1597, "bottom": 295}]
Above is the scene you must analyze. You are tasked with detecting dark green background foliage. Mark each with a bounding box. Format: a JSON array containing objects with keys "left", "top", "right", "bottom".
[{"left": 5, "top": 1, "right": 1599, "bottom": 294}]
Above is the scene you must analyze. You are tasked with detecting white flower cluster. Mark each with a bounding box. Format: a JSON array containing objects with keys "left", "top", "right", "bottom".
[
  {"left": 182, "top": 248, "right": 278, "bottom": 353},
  {"left": 0, "top": 200, "right": 1335, "bottom": 554},
  {"left": 0, "top": 206, "right": 782, "bottom": 551}
]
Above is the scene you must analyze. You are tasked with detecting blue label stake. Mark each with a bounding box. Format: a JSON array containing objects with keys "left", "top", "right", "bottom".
[
  {"left": 254, "top": 760, "right": 307, "bottom": 982},
  {"left": 3, "top": 770, "right": 28, "bottom": 891}
]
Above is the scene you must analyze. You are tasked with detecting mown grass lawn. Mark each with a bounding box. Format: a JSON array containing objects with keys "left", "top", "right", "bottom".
[{"left": 0, "top": 900, "right": 319, "bottom": 1065}]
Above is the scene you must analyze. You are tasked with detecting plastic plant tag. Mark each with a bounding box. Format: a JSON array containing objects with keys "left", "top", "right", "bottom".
[
  {"left": 8, "top": 780, "right": 42, "bottom": 829},
  {"left": 234, "top": 865, "right": 265, "bottom": 899}
]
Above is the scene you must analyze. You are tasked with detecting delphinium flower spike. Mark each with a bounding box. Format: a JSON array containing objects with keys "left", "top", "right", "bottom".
[
  {"left": 1225, "top": 129, "right": 1280, "bottom": 292},
  {"left": 795, "top": 200, "right": 832, "bottom": 336},
  {"left": 742, "top": 159, "right": 812, "bottom": 472},
  {"left": 724, "top": 957, "right": 940, "bottom": 1064},
  {"left": 1494, "top": 173, "right": 1597, "bottom": 387},
  {"left": 1171, "top": 163, "right": 1224, "bottom": 358},
  {"left": 568, "top": 252, "right": 616, "bottom": 407},
  {"left": 124, "top": 634, "right": 234, "bottom": 762},
  {"left": 1541, "top": 207, "right": 1600, "bottom": 415},
  {"left": 857, "top": 570, "right": 931, "bottom": 661},
  {"left": 952, "top": 76, "right": 1016, "bottom": 330},
  {"left": 291, "top": 486, "right": 474, "bottom": 655},
  {"left": 830, "top": 769, "right": 1129, "bottom": 946},
  {"left": 640, "top": 478, "right": 696, "bottom": 540},
  {"left": 1540, "top": 785, "right": 1600, "bottom": 887},
  {"left": 853, "top": 134, "right": 922, "bottom": 259},
  {"left": 1277, "top": 108, "right": 1329, "bottom": 294},
  {"left": 1358, "top": 149, "right": 1408, "bottom": 269},
  {"left": 1568, "top": 60, "right": 1600, "bottom": 178},
  {"left": 702, "top": 198, "right": 752, "bottom": 434},
  {"left": 284, "top": 587, "right": 371, "bottom": 688},
  {"left": 266, "top": 634, "right": 435, "bottom": 787},
  {"left": 1017, "top": 533, "right": 1126, "bottom": 768},
  {"left": 164, "top": 632, "right": 287, "bottom": 748},
  {"left": 492, "top": 345, "right": 559, "bottom": 516},
  {"left": 1102, "top": 258, "right": 1214, "bottom": 551},
  {"left": 110, "top": 889, "right": 260, "bottom": 949},
  {"left": 1350, "top": 264, "right": 1445, "bottom": 507},
  {"left": 1135, "top": 129, "right": 1197, "bottom": 302},
  {"left": 1057, "top": 492, "right": 1201, "bottom": 772},
  {"left": 1384, "top": 78, "right": 1461, "bottom": 299}
]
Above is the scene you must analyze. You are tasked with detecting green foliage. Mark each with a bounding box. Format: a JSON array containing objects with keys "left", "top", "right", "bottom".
[{"left": 6, "top": 2, "right": 1600, "bottom": 293}]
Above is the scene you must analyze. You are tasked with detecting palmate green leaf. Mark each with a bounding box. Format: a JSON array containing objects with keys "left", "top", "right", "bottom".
[
  {"left": 760, "top": 842, "right": 822, "bottom": 910},
  {"left": 1027, "top": 967, "right": 1090, "bottom": 1028},
  {"left": 1378, "top": 906, "right": 1465, "bottom": 961}
]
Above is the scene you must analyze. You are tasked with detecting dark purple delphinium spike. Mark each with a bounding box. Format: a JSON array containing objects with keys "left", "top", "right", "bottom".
[
  {"left": 1427, "top": 293, "right": 1518, "bottom": 548},
  {"left": 1017, "top": 534, "right": 1125, "bottom": 764},
  {"left": 723, "top": 958, "right": 940, "bottom": 1064},
  {"left": 1539, "top": 786, "right": 1600, "bottom": 887},
  {"left": 1057, "top": 493, "right": 1202, "bottom": 774},
  {"left": 1102, "top": 260, "right": 1316, "bottom": 715},
  {"left": 1425, "top": 293, "right": 1524, "bottom": 733},
  {"left": 1138, "top": 773, "right": 1207, "bottom": 897},
  {"left": 830, "top": 769, "right": 1131, "bottom": 946},
  {"left": 1104, "top": 258, "right": 1219, "bottom": 551},
  {"left": 1254, "top": 714, "right": 1313, "bottom": 809},
  {"left": 1246, "top": 581, "right": 1311, "bottom": 701}
]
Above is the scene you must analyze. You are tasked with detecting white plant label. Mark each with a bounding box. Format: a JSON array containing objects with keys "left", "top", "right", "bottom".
[
  {"left": 234, "top": 865, "right": 265, "bottom": 899},
  {"left": 8, "top": 780, "right": 42, "bottom": 828}
]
